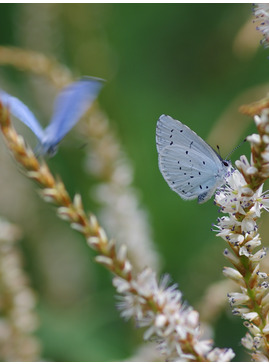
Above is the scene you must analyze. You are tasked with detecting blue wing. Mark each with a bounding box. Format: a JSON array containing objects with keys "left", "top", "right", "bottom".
[
  {"left": 0, "top": 90, "right": 44, "bottom": 141},
  {"left": 42, "top": 77, "right": 104, "bottom": 149}
]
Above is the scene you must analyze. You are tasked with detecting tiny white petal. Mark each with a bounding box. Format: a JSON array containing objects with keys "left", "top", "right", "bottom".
[
  {"left": 70, "top": 223, "right": 85, "bottom": 233},
  {"left": 123, "top": 260, "right": 132, "bottom": 274},
  {"left": 244, "top": 321, "right": 261, "bottom": 335},
  {"left": 257, "top": 271, "right": 268, "bottom": 279},
  {"left": 194, "top": 340, "right": 212, "bottom": 357},
  {"left": 95, "top": 255, "right": 113, "bottom": 267},
  {"left": 242, "top": 312, "right": 259, "bottom": 321},
  {"left": 113, "top": 277, "right": 131, "bottom": 293},
  {"left": 241, "top": 217, "right": 256, "bottom": 233},
  {"left": 228, "top": 292, "right": 249, "bottom": 305},
  {"left": 143, "top": 326, "right": 155, "bottom": 341},
  {"left": 263, "top": 324, "right": 269, "bottom": 334},
  {"left": 155, "top": 314, "right": 167, "bottom": 328},
  {"left": 207, "top": 348, "right": 235, "bottom": 362},
  {"left": 73, "top": 193, "right": 82, "bottom": 209},
  {"left": 252, "top": 352, "right": 269, "bottom": 362},
  {"left": 251, "top": 248, "right": 267, "bottom": 262},
  {"left": 246, "top": 166, "right": 258, "bottom": 175},
  {"left": 98, "top": 227, "right": 108, "bottom": 243},
  {"left": 263, "top": 134, "right": 269, "bottom": 144},
  {"left": 239, "top": 246, "right": 252, "bottom": 257},
  {"left": 87, "top": 236, "right": 100, "bottom": 247},
  {"left": 229, "top": 233, "right": 244, "bottom": 244},
  {"left": 247, "top": 134, "right": 261, "bottom": 144},
  {"left": 223, "top": 267, "right": 243, "bottom": 281},
  {"left": 186, "top": 310, "right": 199, "bottom": 327},
  {"left": 241, "top": 333, "right": 253, "bottom": 350},
  {"left": 117, "top": 244, "right": 127, "bottom": 262},
  {"left": 262, "top": 150, "right": 269, "bottom": 162},
  {"left": 254, "top": 114, "right": 262, "bottom": 125}
]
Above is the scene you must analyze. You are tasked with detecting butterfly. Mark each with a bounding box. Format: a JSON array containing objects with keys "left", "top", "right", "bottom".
[
  {"left": 0, "top": 76, "right": 104, "bottom": 156},
  {"left": 156, "top": 114, "right": 232, "bottom": 203}
]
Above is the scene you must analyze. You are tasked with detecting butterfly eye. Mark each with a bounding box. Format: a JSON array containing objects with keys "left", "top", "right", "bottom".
[{"left": 222, "top": 160, "right": 229, "bottom": 167}]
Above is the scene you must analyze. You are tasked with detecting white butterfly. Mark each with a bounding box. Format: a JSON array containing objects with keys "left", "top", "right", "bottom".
[
  {"left": 156, "top": 114, "right": 232, "bottom": 203},
  {"left": 0, "top": 76, "right": 104, "bottom": 156}
]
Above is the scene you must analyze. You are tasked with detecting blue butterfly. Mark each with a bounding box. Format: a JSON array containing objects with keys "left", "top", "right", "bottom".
[
  {"left": 156, "top": 114, "right": 232, "bottom": 203},
  {"left": 0, "top": 76, "right": 104, "bottom": 156}
]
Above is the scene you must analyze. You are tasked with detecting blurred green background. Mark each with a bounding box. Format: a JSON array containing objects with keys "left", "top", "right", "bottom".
[{"left": 0, "top": 3, "right": 268, "bottom": 361}]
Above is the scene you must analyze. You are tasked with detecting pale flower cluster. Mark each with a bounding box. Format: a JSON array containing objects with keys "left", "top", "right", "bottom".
[
  {"left": 253, "top": 3, "right": 269, "bottom": 48},
  {"left": 113, "top": 266, "right": 235, "bottom": 361},
  {"left": 213, "top": 109, "right": 269, "bottom": 359},
  {"left": 215, "top": 167, "right": 269, "bottom": 248}
]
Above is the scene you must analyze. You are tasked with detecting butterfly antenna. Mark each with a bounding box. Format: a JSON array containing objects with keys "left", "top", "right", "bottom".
[{"left": 225, "top": 138, "right": 247, "bottom": 160}]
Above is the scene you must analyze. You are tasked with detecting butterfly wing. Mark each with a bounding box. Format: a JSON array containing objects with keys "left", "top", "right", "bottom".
[
  {"left": 158, "top": 144, "right": 223, "bottom": 203},
  {"left": 0, "top": 90, "right": 44, "bottom": 141},
  {"left": 156, "top": 114, "right": 219, "bottom": 157},
  {"left": 156, "top": 114, "right": 227, "bottom": 203},
  {"left": 42, "top": 77, "right": 104, "bottom": 150}
]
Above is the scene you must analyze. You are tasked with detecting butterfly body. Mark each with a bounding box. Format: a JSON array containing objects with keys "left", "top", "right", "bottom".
[
  {"left": 156, "top": 114, "right": 232, "bottom": 203},
  {"left": 0, "top": 76, "right": 104, "bottom": 156}
]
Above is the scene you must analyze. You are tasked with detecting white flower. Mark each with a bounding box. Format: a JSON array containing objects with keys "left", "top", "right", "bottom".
[
  {"left": 251, "top": 247, "right": 267, "bottom": 262},
  {"left": 215, "top": 169, "right": 255, "bottom": 215},
  {"left": 245, "top": 234, "right": 261, "bottom": 251},
  {"left": 214, "top": 168, "right": 269, "bottom": 240},
  {"left": 207, "top": 347, "right": 235, "bottom": 362},
  {"left": 194, "top": 340, "right": 213, "bottom": 357},
  {"left": 261, "top": 149, "right": 269, "bottom": 162},
  {"left": 262, "top": 323, "right": 269, "bottom": 334},
  {"left": 241, "top": 332, "right": 254, "bottom": 350},
  {"left": 254, "top": 108, "right": 269, "bottom": 128},
  {"left": 242, "top": 311, "right": 259, "bottom": 321},
  {"left": 239, "top": 245, "right": 252, "bottom": 257},
  {"left": 227, "top": 292, "right": 249, "bottom": 305},
  {"left": 223, "top": 267, "right": 244, "bottom": 283},
  {"left": 252, "top": 352, "right": 269, "bottom": 361},
  {"left": 241, "top": 216, "right": 257, "bottom": 233},
  {"left": 247, "top": 133, "right": 262, "bottom": 145}
]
